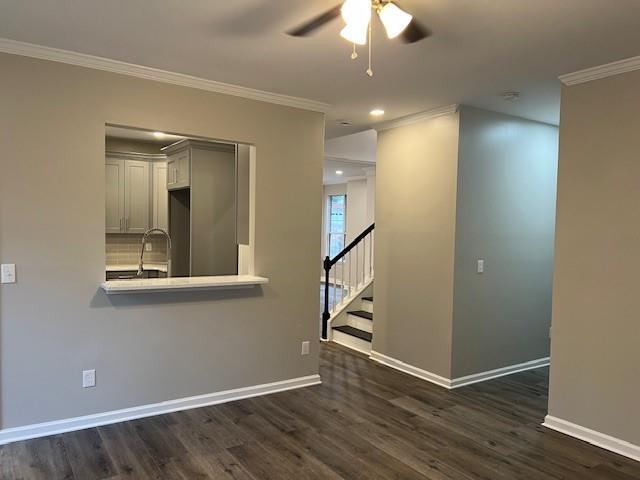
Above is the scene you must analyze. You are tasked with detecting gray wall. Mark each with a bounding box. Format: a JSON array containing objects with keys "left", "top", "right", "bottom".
[
  {"left": 548, "top": 69, "right": 640, "bottom": 445},
  {"left": 451, "top": 107, "right": 558, "bottom": 377},
  {"left": 373, "top": 107, "right": 558, "bottom": 380},
  {"left": 374, "top": 113, "right": 460, "bottom": 377},
  {"left": 190, "top": 145, "right": 237, "bottom": 276},
  {"left": 0, "top": 53, "right": 324, "bottom": 428}
]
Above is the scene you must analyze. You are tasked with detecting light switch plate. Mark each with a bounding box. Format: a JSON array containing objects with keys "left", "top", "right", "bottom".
[
  {"left": 476, "top": 259, "right": 485, "bottom": 274},
  {"left": 1, "top": 264, "right": 16, "bottom": 284},
  {"left": 82, "top": 369, "right": 96, "bottom": 388},
  {"left": 145, "top": 243, "right": 153, "bottom": 252},
  {"left": 301, "top": 341, "right": 310, "bottom": 355}
]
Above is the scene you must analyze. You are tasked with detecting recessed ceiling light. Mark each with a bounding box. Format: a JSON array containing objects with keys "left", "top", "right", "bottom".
[
  {"left": 336, "top": 170, "right": 344, "bottom": 175},
  {"left": 338, "top": 119, "right": 352, "bottom": 126},
  {"left": 153, "top": 131, "right": 166, "bottom": 138},
  {"left": 370, "top": 109, "right": 385, "bottom": 116}
]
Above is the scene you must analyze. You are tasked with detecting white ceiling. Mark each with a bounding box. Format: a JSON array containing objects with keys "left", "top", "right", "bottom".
[
  {"left": 2, "top": 1, "right": 640, "bottom": 136},
  {"left": 106, "top": 126, "right": 186, "bottom": 146},
  {"left": 324, "top": 158, "right": 374, "bottom": 185},
  {"left": 325, "top": 129, "right": 377, "bottom": 163}
]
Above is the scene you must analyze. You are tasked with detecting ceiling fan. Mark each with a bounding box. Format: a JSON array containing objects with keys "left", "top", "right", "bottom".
[{"left": 287, "top": 0, "right": 431, "bottom": 76}]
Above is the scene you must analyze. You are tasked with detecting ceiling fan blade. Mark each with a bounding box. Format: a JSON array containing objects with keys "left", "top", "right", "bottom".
[
  {"left": 399, "top": 17, "right": 431, "bottom": 43},
  {"left": 287, "top": 4, "right": 343, "bottom": 37}
]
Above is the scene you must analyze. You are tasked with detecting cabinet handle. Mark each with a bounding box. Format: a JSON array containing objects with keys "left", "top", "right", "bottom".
[
  {"left": 125, "top": 218, "right": 128, "bottom": 231},
  {"left": 120, "top": 218, "right": 123, "bottom": 231}
]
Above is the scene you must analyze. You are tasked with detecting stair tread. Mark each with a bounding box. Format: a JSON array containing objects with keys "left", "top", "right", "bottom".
[
  {"left": 347, "top": 310, "right": 373, "bottom": 320},
  {"left": 362, "top": 296, "right": 374, "bottom": 302},
  {"left": 333, "top": 325, "right": 373, "bottom": 342}
]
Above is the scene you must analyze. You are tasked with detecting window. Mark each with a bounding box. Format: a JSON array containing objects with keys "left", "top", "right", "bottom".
[{"left": 327, "top": 194, "right": 347, "bottom": 259}]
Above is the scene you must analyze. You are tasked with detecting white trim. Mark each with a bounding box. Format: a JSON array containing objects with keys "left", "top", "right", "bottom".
[
  {"left": 332, "top": 333, "right": 372, "bottom": 356},
  {"left": 106, "top": 151, "right": 167, "bottom": 161},
  {"left": 369, "top": 351, "right": 550, "bottom": 390},
  {"left": 324, "top": 155, "right": 376, "bottom": 166},
  {"left": 375, "top": 104, "right": 459, "bottom": 131},
  {"left": 327, "top": 277, "right": 374, "bottom": 333},
  {"left": 543, "top": 415, "right": 640, "bottom": 462},
  {"left": 369, "top": 350, "right": 453, "bottom": 389},
  {"left": 0, "top": 38, "right": 330, "bottom": 113},
  {"left": 450, "top": 357, "right": 550, "bottom": 388},
  {"left": 0, "top": 374, "right": 321, "bottom": 446},
  {"left": 559, "top": 55, "right": 640, "bottom": 85}
]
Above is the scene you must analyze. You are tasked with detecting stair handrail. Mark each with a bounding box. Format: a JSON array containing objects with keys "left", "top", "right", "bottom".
[{"left": 322, "top": 223, "right": 375, "bottom": 340}]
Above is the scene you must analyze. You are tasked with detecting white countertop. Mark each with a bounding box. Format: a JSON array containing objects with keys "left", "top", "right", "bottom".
[
  {"left": 101, "top": 275, "right": 269, "bottom": 294},
  {"left": 106, "top": 263, "right": 168, "bottom": 273}
]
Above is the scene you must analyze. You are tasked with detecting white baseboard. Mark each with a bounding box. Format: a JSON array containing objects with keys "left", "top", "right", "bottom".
[
  {"left": 369, "top": 351, "right": 452, "bottom": 389},
  {"left": 0, "top": 374, "right": 321, "bottom": 446},
  {"left": 543, "top": 415, "right": 640, "bottom": 462},
  {"left": 450, "top": 357, "right": 550, "bottom": 388},
  {"left": 369, "top": 351, "right": 550, "bottom": 390}
]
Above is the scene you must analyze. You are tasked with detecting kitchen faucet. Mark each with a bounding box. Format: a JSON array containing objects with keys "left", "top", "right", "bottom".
[{"left": 137, "top": 228, "right": 172, "bottom": 278}]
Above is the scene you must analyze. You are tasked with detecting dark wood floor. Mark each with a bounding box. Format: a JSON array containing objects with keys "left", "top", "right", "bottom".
[{"left": 2, "top": 343, "right": 639, "bottom": 479}]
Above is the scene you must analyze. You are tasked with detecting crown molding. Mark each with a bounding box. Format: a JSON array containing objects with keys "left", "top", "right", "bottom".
[
  {"left": 559, "top": 55, "right": 640, "bottom": 86},
  {"left": 0, "top": 38, "right": 331, "bottom": 113},
  {"left": 324, "top": 155, "right": 376, "bottom": 166},
  {"left": 375, "top": 104, "right": 459, "bottom": 131},
  {"left": 106, "top": 151, "right": 166, "bottom": 161}
]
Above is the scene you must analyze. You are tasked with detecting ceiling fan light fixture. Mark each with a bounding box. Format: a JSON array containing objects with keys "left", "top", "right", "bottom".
[
  {"left": 340, "top": 0, "right": 371, "bottom": 45},
  {"left": 341, "top": 0, "right": 372, "bottom": 25},
  {"left": 340, "top": 22, "right": 369, "bottom": 45},
  {"left": 378, "top": 2, "right": 413, "bottom": 39}
]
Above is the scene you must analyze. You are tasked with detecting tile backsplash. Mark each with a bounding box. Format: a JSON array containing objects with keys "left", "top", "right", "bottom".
[{"left": 106, "top": 234, "right": 168, "bottom": 265}]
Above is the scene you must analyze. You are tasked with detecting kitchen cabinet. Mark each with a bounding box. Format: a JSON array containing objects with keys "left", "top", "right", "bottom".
[
  {"left": 105, "top": 153, "right": 158, "bottom": 234},
  {"left": 152, "top": 162, "right": 168, "bottom": 230},
  {"left": 166, "top": 148, "right": 190, "bottom": 190},
  {"left": 124, "top": 159, "right": 150, "bottom": 233},
  {"left": 164, "top": 141, "right": 191, "bottom": 190},
  {"left": 105, "top": 158, "right": 125, "bottom": 233}
]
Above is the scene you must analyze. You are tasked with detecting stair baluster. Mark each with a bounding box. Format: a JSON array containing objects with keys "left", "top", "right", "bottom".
[{"left": 321, "top": 223, "right": 375, "bottom": 341}]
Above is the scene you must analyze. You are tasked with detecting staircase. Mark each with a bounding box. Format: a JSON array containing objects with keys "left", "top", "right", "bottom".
[
  {"left": 332, "top": 296, "right": 373, "bottom": 354},
  {"left": 321, "top": 223, "right": 375, "bottom": 354}
]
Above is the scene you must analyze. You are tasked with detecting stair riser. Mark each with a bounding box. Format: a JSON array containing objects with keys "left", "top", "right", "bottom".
[
  {"left": 347, "top": 314, "right": 373, "bottom": 333},
  {"left": 332, "top": 330, "right": 372, "bottom": 355},
  {"left": 361, "top": 300, "right": 374, "bottom": 314}
]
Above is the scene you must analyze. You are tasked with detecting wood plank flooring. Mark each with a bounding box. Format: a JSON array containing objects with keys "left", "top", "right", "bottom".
[{"left": 1, "top": 342, "right": 639, "bottom": 479}]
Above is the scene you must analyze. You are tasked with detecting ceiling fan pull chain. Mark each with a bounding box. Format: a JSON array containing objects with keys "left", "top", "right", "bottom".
[
  {"left": 351, "top": 43, "right": 358, "bottom": 60},
  {"left": 366, "top": 19, "right": 373, "bottom": 76}
]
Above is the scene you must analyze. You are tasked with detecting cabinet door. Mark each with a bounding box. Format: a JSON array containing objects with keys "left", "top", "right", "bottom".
[
  {"left": 124, "top": 160, "right": 150, "bottom": 233},
  {"left": 176, "top": 150, "right": 190, "bottom": 188},
  {"left": 166, "top": 158, "right": 177, "bottom": 189},
  {"left": 105, "top": 158, "right": 124, "bottom": 233},
  {"left": 152, "top": 162, "right": 168, "bottom": 231},
  {"left": 167, "top": 150, "right": 190, "bottom": 190}
]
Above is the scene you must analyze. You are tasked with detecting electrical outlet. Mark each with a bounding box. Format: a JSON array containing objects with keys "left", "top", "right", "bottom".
[
  {"left": 476, "top": 259, "right": 485, "bottom": 274},
  {"left": 1, "top": 264, "right": 16, "bottom": 284},
  {"left": 82, "top": 369, "right": 96, "bottom": 388},
  {"left": 145, "top": 242, "right": 153, "bottom": 252},
  {"left": 301, "top": 341, "right": 310, "bottom": 355}
]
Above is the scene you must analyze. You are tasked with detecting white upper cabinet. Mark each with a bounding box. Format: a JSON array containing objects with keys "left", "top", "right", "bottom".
[
  {"left": 164, "top": 141, "right": 191, "bottom": 190},
  {"left": 106, "top": 153, "right": 164, "bottom": 234},
  {"left": 123, "top": 159, "right": 150, "bottom": 234},
  {"left": 152, "top": 162, "right": 168, "bottom": 231},
  {"left": 105, "top": 158, "right": 125, "bottom": 233}
]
